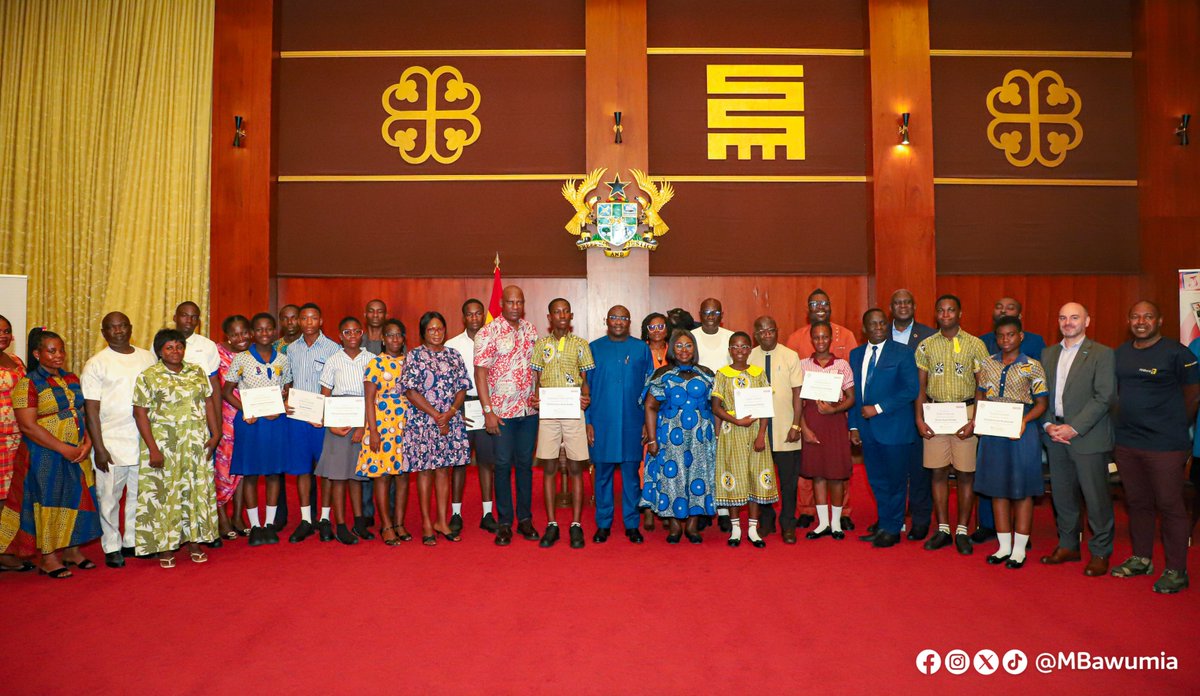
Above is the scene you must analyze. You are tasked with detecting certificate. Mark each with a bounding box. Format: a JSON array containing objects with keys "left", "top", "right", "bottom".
[
  {"left": 323, "top": 396, "right": 365, "bottom": 428},
  {"left": 240, "top": 386, "right": 285, "bottom": 419},
  {"left": 922, "top": 402, "right": 969, "bottom": 435},
  {"left": 463, "top": 400, "right": 485, "bottom": 431},
  {"left": 733, "top": 387, "right": 775, "bottom": 419},
  {"left": 286, "top": 388, "right": 325, "bottom": 425},
  {"left": 800, "top": 371, "right": 843, "bottom": 402},
  {"left": 539, "top": 387, "right": 581, "bottom": 419},
  {"left": 973, "top": 400, "right": 1025, "bottom": 439}
]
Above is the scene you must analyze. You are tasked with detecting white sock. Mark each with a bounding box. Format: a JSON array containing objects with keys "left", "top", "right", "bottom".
[
  {"left": 814, "top": 506, "right": 830, "bottom": 532},
  {"left": 938, "top": 523, "right": 951, "bottom": 535},
  {"left": 718, "top": 508, "right": 730, "bottom": 517},
  {"left": 548, "top": 521, "right": 558, "bottom": 527},
  {"left": 993, "top": 532, "right": 1012, "bottom": 558},
  {"left": 1011, "top": 533, "right": 1029, "bottom": 562},
  {"left": 956, "top": 524, "right": 969, "bottom": 537},
  {"left": 247, "top": 508, "right": 261, "bottom": 528},
  {"left": 265, "top": 506, "right": 277, "bottom": 526},
  {"left": 301, "top": 507, "right": 312, "bottom": 524},
  {"left": 482, "top": 501, "right": 493, "bottom": 515},
  {"left": 320, "top": 506, "right": 331, "bottom": 522},
  {"left": 570, "top": 522, "right": 581, "bottom": 528},
  {"left": 747, "top": 519, "right": 762, "bottom": 542},
  {"left": 452, "top": 502, "right": 462, "bottom": 515},
  {"left": 729, "top": 519, "right": 742, "bottom": 541},
  {"left": 831, "top": 506, "right": 844, "bottom": 532}
]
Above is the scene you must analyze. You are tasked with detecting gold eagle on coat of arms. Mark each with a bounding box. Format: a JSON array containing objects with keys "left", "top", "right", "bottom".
[{"left": 561, "top": 167, "right": 674, "bottom": 257}]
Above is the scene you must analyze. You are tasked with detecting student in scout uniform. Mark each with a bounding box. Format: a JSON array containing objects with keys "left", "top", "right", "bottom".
[{"left": 530, "top": 298, "right": 594, "bottom": 549}]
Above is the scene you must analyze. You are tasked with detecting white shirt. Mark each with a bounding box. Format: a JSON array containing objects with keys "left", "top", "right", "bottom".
[
  {"left": 694, "top": 326, "right": 734, "bottom": 373},
  {"left": 1054, "top": 337, "right": 1085, "bottom": 419},
  {"left": 859, "top": 341, "right": 885, "bottom": 414},
  {"left": 446, "top": 331, "right": 478, "bottom": 396},
  {"left": 185, "top": 332, "right": 220, "bottom": 377},
  {"left": 319, "top": 349, "right": 377, "bottom": 396},
  {"left": 80, "top": 346, "right": 157, "bottom": 467}
]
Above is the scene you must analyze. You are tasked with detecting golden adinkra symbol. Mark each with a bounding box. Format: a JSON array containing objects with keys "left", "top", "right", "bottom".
[
  {"left": 707, "top": 65, "right": 805, "bottom": 161},
  {"left": 381, "top": 66, "right": 481, "bottom": 164},
  {"left": 986, "top": 69, "right": 1082, "bottom": 168}
]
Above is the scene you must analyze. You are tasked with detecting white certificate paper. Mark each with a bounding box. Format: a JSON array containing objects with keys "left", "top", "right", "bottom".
[
  {"left": 539, "top": 387, "right": 581, "bottom": 419},
  {"left": 973, "top": 400, "right": 1025, "bottom": 439},
  {"left": 287, "top": 388, "right": 325, "bottom": 425},
  {"left": 733, "top": 387, "right": 775, "bottom": 419},
  {"left": 800, "top": 371, "right": 843, "bottom": 402},
  {"left": 241, "top": 386, "right": 285, "bottom": 419},
  {"left": 463, "top": 400, "right": 485, "bottom": 431},
  {"left": 922, "top": 402, "right": 969, "bottom": 435},
  {"left": 323, "top": 396, "right": 366, "bottom": 428}
]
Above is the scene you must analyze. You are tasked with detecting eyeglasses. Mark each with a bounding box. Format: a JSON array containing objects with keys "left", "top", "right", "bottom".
[
  {"left": 701, "top": 310, "right": 722, "bottom": 317},
  {"left": 808, "top": 301, "right": 830, "bottom": 308},
  {"left": 383, "top": 332, "right": 404, "bottom": 339},
  {"left": 607, "top": 315, "right": 631, "bottom": 322},
  {"left": 756, "top": 328, "right": 778, "bottom": 335},
  {"left": 646, "top": 323, "right": 666, "bottom": 331},
  {"left": 673, "top": 342, "right": 692, "bottom": 351},
  {"left": 341, "top": 328, "right": 363, "bottom": 336}
]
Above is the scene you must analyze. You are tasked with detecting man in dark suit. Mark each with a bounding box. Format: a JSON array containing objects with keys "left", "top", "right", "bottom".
[
  {"left": 1039, "top": 302, "right": 1116, "bottom": 576},
  {"left": 849, "top": 309, "right": 922, "bottom": 547},
  {"left": 889, "top": 289, "right": 936, "bottom": 347}
]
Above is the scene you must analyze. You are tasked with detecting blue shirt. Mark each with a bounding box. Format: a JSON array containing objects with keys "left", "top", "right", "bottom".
[
  {"left": 585, "top": 336, "right": 653, "bottom": 464},
  {"left": 286, "top": 333, "right": 341, "bottom": 393},
  {"left": 982, "top": 329, "right": 1046, "bottom": 361}
]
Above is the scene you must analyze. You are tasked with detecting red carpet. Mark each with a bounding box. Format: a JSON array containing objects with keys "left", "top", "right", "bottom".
[{"left": 5, "top": 466, "right": 1198, "bottom": 693}]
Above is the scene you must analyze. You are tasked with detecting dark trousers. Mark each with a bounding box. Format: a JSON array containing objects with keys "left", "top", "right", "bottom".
[
  {"left": 862, "top": 436, "right": 911, "bottom": 535},
  {"left": 1115, "top": 445, "right": 1189, "bottom": 572},
  {"left": 361, "top": 478, "right": 397, "bottom": 521},
  {"left": 977, "top": 495, "right": 995, "bottom": 530},
  {"left": 1046, "top": 440, "right": 1114, "bottom": 557},
  {"left": 905, "top": 441, "right": 932, "bottom": 529},
  {"left": 766, "top": 449, "right": 802, "bottom": 531},
  {"left": 494, "top": 414, "right": 537, "bottom": 526},
  {"left": 594, "top": 460, "right": 640, "bottom": 530}
]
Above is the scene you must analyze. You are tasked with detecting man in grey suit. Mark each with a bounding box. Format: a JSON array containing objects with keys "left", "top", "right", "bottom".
[{"left": 1039, "top": 302, "right": 1116, "bottom": 576}]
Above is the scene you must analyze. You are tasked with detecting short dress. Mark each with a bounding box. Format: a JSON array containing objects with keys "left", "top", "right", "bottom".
[
  {"left": 225, "top": 346, "right": 292, "bottom": 477},
  {"left": 357, "top": 354, "right": 410, "bottom": 476},
  {"left": 213, "top": 343, "right": 241, "bottom": 503},
  {"left": 639, "top": 365, "right": 717, "bottom": 519},
  {"left": 399, "top": 345, "right": 471, "bottom": 471},
  {"left": 975, "top": 354, "right": 1048, "bottom": 499},
  {"left": 0, "top": 354, "right": 27, "bottom": 499},
  {"left": 798, "top": 356, "right": 855, "bottom": 480},
  {"left": 712, "top": 366, "right": 779, "bottom": 506}
]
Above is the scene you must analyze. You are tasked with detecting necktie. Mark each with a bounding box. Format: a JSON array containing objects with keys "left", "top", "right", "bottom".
[
  {"left": 865, "top": 344, "right": 879, "bottom": 398},
  {"left": 764, "top": 352, "right": 773, "bottom": 447}
]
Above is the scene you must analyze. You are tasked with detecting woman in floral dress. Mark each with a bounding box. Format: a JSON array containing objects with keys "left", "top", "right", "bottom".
[
  {"left": 215, "top": 314, "right": 251, "bottom": 538},
  {"left": 359, "top": 319, "right": 411, "bottom": 545}
]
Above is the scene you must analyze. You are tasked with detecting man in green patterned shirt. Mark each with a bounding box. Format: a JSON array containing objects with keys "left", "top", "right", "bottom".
[
  {"left": 914, "top": 294, "right": 990, "bottom": 556},
  {"left": 530, "top": 298, "right": 595, "bottom": 548}
]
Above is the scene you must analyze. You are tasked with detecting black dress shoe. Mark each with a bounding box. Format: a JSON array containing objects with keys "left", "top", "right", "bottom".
[
  {"left": 840, "top": 516, "right": 855, "bottom": 531},
  {"left": 517, "top": 519, "right": 540, "bottom": 541},
  {"left": 569, "top": 525, "right": 585, "bottom": 549},
  {"left": 593, "top": 528, "right": 610, "bottom": 543},
  {"left": 696, "top": 516, "right": 711, "bottom": 531},
  {"left": 806, "top": 527, "right": 832, "bottom": 540},
  {"left": 666, "top": 532, "right": 681, "bottom": 544},
  {"left": 317, "top": 519, "right": 334, "bottom": 542},
  {"left": 272, "top": 516, "right": 288, "bottom": 532},
  {"left": 480, "top": 512, "right": 499, "bottom": 533},
  {"left": 831, "top": 530, "right": 846, "bottom": 540},
  {"left": 954, "top": 533, "right": 973, "bottom": 555},
  {"left": 970, "top": 526, "right": 996, "bottom": 544},
  {"left": 1005, "top": 557, "right": 1026, "bottom": 569},
  {"left": 120, "top": 546, "right": 137, "bottom": 558},
  {"left": 539, "top": 524, "right": 560, "bottom": 548},
  {"left": 104, "top": 551, "right": 125, "bottom": 568},
  {"left": 264, "top": 526, "right": 280, "bottom": 544},
  {"left": 205, "top": 539, "right": 223, "bottom": 549},
  {"left": 797, "top": 514, "right": 815, "bottom": 529},
  {"left": 625, "top": 528, "right": 644, "bottom": 544},
  {"left": 923, "top": 530, "right": 952, "bottom": 550},
  {"left": 685, "top": 532, "right": 703, "bottom": 544},
  {"left": 858, "top": 530, "right": 880, "bottom": 543},
  {"left": 872, "top": 531, "right": 900, "bottom": 548},
  {"left": 987, "top": 553, "right": 1009, "bottom": 565},
  {"left": 717, "top": 515, "right": 732, "bottom": 533},
  {"left": 335, "top": 523, "right": 359, "bottom": 545},
  {"left": 495, "top": 525, "right": 513, "bottom": 546},
  {"left": 289, "top": 520, "right": 314, "bottom": 543},
  {"left": 449, "top": 513, "right": 464, "bottom": 533},
  {"left": 867, "top": 521, "right": 880, "bottom": 534},
  {"left": 353, "top": 516, "right": 375, "bottom": 540},
  {"left": 750, "top": 536, "right": 766, "bottom": 548},
  {"left": 247, "top": 526, "right": 266, "bottom": 547},
  {"left": 906, "top": 525, "right": 930, "bottom": 541},
  {"left": 727, "top": 535, "right": 741, "bottom": 548}
]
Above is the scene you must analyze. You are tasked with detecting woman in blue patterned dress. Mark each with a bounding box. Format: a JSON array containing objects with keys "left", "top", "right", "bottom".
[
  {"left": 401, "top": 312, "right": 470, "bottom": 545},
  {"left": 640, "top": 329, "right": 717, "bottom": 544},
  {"left": 359, "top": 319, "right": 411, "bottom": 545}
]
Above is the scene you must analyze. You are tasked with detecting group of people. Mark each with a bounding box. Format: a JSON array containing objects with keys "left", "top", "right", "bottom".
[{"left": 0, "top": 286, "right": 1196, "bottom": 594}]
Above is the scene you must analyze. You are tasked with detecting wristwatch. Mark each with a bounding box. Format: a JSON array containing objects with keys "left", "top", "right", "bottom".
[{"left": 482, "top": 404, "right": 492, "bottom": 414}]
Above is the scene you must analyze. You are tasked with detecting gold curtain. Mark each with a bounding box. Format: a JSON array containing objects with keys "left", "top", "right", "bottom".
[{"left": 0, "top": 0, "right": 213, "bottom": 370}]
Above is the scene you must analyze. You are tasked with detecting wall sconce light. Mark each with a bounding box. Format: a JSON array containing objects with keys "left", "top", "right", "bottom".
[
  {"left": 899, "top": 112, "right": 911, "bottom": 145},
  {"left": 1176, "top": 114, "right": 1190, "bottom": 146},
  {"left": 613, "top": 111, "right": 623, "bottom": 144},
  {"left": 233, "top": 116, "right": 246, "bottom": 148}
]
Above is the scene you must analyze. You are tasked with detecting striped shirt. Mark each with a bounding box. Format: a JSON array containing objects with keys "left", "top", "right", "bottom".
[
  {"left": 286, "top": 333, "right": 340, "bottom": 393},
  {"left": 320, "top": 348, "right": 377, "bottom": 396}
]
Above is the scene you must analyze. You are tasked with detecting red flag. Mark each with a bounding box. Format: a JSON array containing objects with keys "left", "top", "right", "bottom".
[{"left": 486, "top": 253, "right": 503, "bottom": 323}]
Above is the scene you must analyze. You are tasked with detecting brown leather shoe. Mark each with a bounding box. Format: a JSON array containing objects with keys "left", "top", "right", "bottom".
[
  {"left": 1039, "top": 547, "right": 1082, "bottom": 565},
  {"left": 1084, "top": 555, "right": 1110, "bottom": 577},
  {"left": 782, "top": 529, "right": 797, "bottom": 544}
]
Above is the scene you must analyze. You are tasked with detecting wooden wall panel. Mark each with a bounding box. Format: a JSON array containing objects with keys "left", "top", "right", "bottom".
[
  {"left": 210, "top": 0, "right": 275, "bottom": 339},
  {"left": 1135, "top": 0, "right": 1200, "bottom": 338},
  {"left": 936, "top": 274, "right": 1140, "bottom": 348}
]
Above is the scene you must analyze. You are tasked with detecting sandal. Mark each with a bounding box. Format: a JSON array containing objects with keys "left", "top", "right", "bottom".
[
  {"left": 233, "top": 526, "right": 250, "bottom": 537},
  {"left": 190, "top": 551, "right": 208, "bottom": 563},
  {"left": 394, "top": 526, "right": 413, "bottom": 542},
  {"left": 159, "top": 556, "right": 177, "bottom": 569},
  {"left": 0, "top": 561, "right": 35, "bottom": 573},
  {"left": 39, "top": 567, "right": 72, "bottom": 579},
  {"left": 437, "top": 530, "right": 462, "bottom": 543},
  {"left": 382, "top": 527, "right": 401, "bottom": 547},
  {"left": 422, "top": 535, "right": 437, "bottom": 546},
  {"left": 223, "top": 529, "right": 239, "bottom": 540},
  {"left": 64, "top": 558, "right": 97, "bottom": 570}
]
